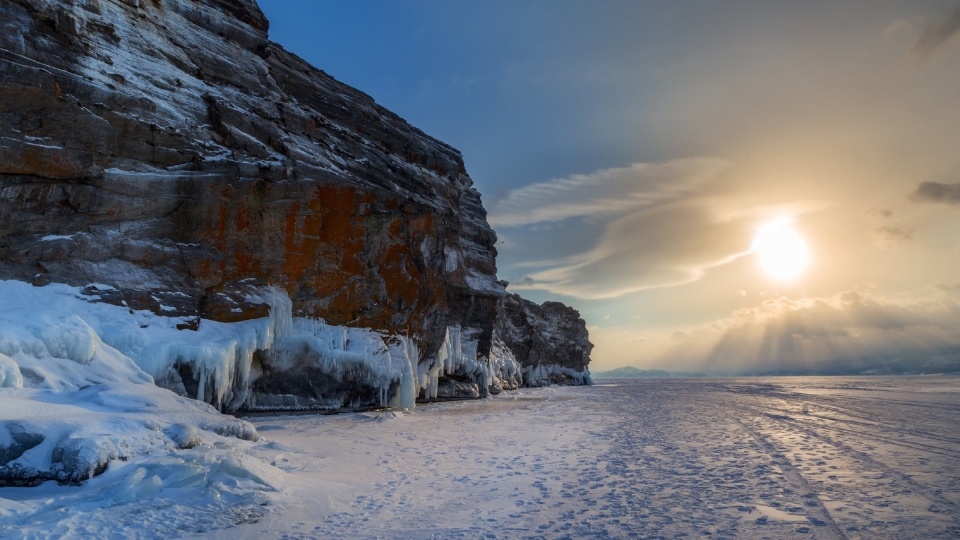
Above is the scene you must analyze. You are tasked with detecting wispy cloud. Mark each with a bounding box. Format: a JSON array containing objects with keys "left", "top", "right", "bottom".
[
  {"left": 512, "top": 200, "right": 755, "bottom": 299},
  {"left": 910, "top": 181, "right": 960, "bottom": 204},
  {"left": 872, "top": 225, "right": 914, "bottom": 249},
  {"left": 864, "top": 207, "right": 893, "bottom": 219},
  {"left": 496, "top": 159, "right": 831, "bottom": 299},
  {"left": 935, "top": 281, "right": 960, "bottom": 292},
  {"left": 488, "top": 158, "right": 730, "bottom": 227},
  {"left": 911, "top": 3, "right": 960, "bottom": 62}
]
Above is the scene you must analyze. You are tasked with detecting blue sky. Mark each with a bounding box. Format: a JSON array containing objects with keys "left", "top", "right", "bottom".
[{"left": 258, "top": 0, "right": 960, "bottom": 372}]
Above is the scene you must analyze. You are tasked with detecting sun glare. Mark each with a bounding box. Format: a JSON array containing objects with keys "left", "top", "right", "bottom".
[{"left": 753, "top": 218, "right": 810, "bottom": 281}]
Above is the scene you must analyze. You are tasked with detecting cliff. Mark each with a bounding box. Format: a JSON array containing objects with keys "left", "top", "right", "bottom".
[
  {"left": 0, "top": 0, "right": 589, "bottom": 416},
  {"left": 494, "top": 291, "right": 593, "bottom": 386}
]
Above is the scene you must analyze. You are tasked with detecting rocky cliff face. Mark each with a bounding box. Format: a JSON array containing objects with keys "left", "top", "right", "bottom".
[
  {"left": 494, "top": 291, "right": 593, "bottom": 386},
  {"left": 0, "top": 0, "right": 588, "bottom": 411}
]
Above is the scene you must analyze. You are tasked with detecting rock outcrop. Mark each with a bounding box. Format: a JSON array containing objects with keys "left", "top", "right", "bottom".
[
  {"left": 0, "top": 0, "right": 589, "bottom": 412},
  {"left": 494, "top": 290, "right": 593, "bottom": 386}
]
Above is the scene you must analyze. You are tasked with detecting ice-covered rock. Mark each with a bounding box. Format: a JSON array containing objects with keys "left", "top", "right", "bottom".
[
  {"left": 164, "top": 424, "right": 202, "bottom": 450},
  {"left": 0, "top": 276, "right": 561, "bottom": 486},
  {"left": 0, "top": 0, "right": 505, "bottom": 409},
  {"left": 494, "top": 291, "right": 594, "bottom": 386},
  {"left": 0, "top": 0, "right": 592, "bottom": 420},
  {"left": 0, "top": 280, "right": 503, "bottom": 418},
  {"left": 434, "top": 379, "right": 481, "bottom": 400}
]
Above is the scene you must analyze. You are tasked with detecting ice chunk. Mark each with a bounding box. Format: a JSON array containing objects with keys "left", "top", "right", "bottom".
[
  {"left": 160, "top": 462, "right": 208, "bottom": 489},
  {"left": 35, "top": 315, "right": 99, "bottom": 365},
  {"left": 0, "top": 353, "right": 22, "bottom": 388},
  {"left": 209, "top": 419, "right": 259, "bottom": 441},
  {"left": 51, "top": 436, "right": 120, "bottom": 482},
  {"left": 0, "top": 423, "right": 44, "bottom": 467},
  {"left": 107, "top": 467, "right": 164, "bottom": 503},
  {"left": 164, "top": 424, "right": 201, "bottom": 449}
]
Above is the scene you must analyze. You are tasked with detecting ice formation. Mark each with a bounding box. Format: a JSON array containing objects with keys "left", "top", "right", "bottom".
[
  {"left": 0, "top": 279, "right": 523, "bottom": 410},
  {"left": 488, "top": 334, "right": 525, "bottom": 393},
  {"left": 522, "top": 364, "right": 594, "bottom": 387},
  {"left": 0, "top": 353, "right": 22, "bottom": 388},
  {"left": 0, "top": 278, "right": 531, "bottom": 485},
  {"left": 0, "top": 280, "right": 260, "bottom": 485}
]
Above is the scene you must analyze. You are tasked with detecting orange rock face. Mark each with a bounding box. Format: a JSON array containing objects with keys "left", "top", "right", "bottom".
[{"left": 184, "top": 180, "right": 454, "bottom": 340}]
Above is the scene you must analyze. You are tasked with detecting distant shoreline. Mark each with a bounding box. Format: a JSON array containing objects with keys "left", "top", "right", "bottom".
[{"left": 592, "top": 366, "right": 960, "bottom": 379}]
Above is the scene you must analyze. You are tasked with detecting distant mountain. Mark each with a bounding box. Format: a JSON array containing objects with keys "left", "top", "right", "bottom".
[
  {"left": 594, "top": 353, "right": 960, "bottom": 378},
  {"left": 592, "top": 366, "right": 695, "bottom": 378}
]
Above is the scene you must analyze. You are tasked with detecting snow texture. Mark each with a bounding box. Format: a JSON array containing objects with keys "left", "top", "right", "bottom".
[{"left": 5, "top": 377, "right": 960, "bottom": 538}]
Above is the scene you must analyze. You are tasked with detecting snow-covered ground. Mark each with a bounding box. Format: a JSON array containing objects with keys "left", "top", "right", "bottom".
[{"left": 3, "top": 377, "right": 960, "bottom": 539}]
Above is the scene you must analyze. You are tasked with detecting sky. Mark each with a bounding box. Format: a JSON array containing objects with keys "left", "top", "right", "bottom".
[{"left": 257, "top": 0, "right": 960, "bottom": 373}]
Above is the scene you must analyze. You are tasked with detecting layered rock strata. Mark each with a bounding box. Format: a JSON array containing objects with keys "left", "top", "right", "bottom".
[{"left": 0, "top": 0, "right": 589, "bottom": 412}]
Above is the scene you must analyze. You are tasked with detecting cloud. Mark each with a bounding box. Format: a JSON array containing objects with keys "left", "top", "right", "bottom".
[
  {"left": 911, "top": 4, "right": 960, "bottom": 62},
  {"left": 910, "top": 181, "right": 960, "bottom": 204},
  {"left": 659, "top": 291, "right": 960, "bottom": 373},
  {"left": 883, "top": 20, "right": 914, "bottom": 40},
  {"left": 935, "top": 281, "right": 960, "bottom": 292},
  {"left": 513, "top": 200, "right": 755, "bottom": 299},
  {"left": 864, "top": 207, "right": 893, "bottom": 219},
  {"left": 872, "top": 225, "right": 913, "bottom": 248},
  {"left": 497, "top": 159, "right": 829, "bottom": 299},
  {"left": 488, "top": 158, "right": 730, "bottom": 227}
]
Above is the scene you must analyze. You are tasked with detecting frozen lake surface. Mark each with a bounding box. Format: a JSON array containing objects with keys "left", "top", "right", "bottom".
[{"left": 4, "top": 377, "right": 960, "bottom": 539}]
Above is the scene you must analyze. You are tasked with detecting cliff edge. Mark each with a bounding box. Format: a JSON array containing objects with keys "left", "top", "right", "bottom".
[
  {"left": 0, "top": 0, "right": 589, "bottom": 415},
  {"left": 494, "top": 290, "right": 593, "bottom": 387}
]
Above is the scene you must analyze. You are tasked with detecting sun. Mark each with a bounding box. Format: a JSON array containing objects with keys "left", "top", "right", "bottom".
[{"left": 753, "top": 218, "right": 810, "bottom": 280}]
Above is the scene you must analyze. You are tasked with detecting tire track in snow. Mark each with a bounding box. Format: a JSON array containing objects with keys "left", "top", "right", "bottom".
[
  {"left": 733, "top": 417, "right": 847, "bottom": 540},
  {"left": 790, "top": 401, "right": 960, "bottom": 449},
  {"left": 758, "top": 402, "right": 960, "bottom": 459},
  {"left": 752, "top": 408, "right": 960, "bottom": 522}
]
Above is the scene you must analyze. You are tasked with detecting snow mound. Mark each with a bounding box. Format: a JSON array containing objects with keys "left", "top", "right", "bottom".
[
  {"left": 1, "top": 440, "right": 286, "bottom": 538},
  {"left": 0, "top": 280, "right": 260, "bottom": 486}
]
